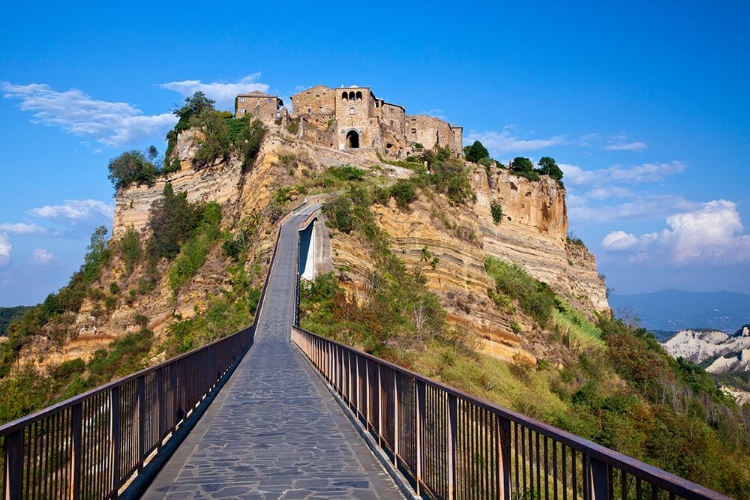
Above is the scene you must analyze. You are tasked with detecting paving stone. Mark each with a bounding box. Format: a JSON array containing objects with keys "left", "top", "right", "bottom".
[{"left": 142, "top": 208, "right": 404, "bottom": 499}]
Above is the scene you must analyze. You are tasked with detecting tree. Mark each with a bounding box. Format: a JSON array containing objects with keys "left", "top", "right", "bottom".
[
  {"left": 193, "top": 110, "right": 231, "bottom": 168},
  {"left": 107, "top": 150, "right": 158, "bottom": 190},
  {"left": 537, "top": 156, "right": 564, "bottom": 181},
  {"left": 174, "top": 91, "right": 215, "bottom": 130},
  {"left": 464, "top": 140, "right": 490, "bottom": 163},
  {"left": 510, "top": 157, "right": 534, "bottom": 173}
]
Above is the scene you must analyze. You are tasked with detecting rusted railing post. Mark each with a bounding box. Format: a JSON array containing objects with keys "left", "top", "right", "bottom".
[
  {"left": 415, "top": 379, "right": 426, "bottom": 497},
  {"left": 110, "top": 386, "right": 121, "bottom": 495},
  {"left": 137, "top": 377, "right": 146, "bottom": 471},
  {"left": 589, "top": 456, "right": 609, "bottom": 500},
  {"left": 498, "top": 416, "right": 512, "bottom": 500},
  {"left": 447, "top": 393, "right": 458, "bottom": 499},
  {"left": 70, "top": 403, "right": 83, "bottom": 500},
  {"left": 393, "top": 371, "right": 400, "bottom": 467},
  {"left": 4, "top": 428, "right": 24, "bottom": 500},
  {"left": 377, "top": 364, "right": 383, "bottom": 447}
]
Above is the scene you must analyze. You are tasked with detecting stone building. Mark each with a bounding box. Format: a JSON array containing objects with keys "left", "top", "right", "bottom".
[
  {"left": 235, "top": 91, "right": 286, "bottom": 127},
  {"left": 235, "top": 85, "right": 462, "bottom": 158}
]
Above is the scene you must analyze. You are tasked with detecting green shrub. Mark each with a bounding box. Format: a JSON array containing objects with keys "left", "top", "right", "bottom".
[
  {"left": 118, "top": 226, "right": 142, "bottom": 273},
  {"left": 485, "top": 256, "right": 558, "bottom": 327},
  {"left": 323, "top": 196, "right": 354, "bottom": 233},
  {"left": 167, "top": 202, "right": 222, "bottom": 293},
  {"left": 390, "top": 180, "right": 417, "bottom": 209},
  {"left": 54, "top": 358, "right": 85, "bottom": 379},
  {"left": 490, "top": 200, "right": 503, "bottom": 224}
]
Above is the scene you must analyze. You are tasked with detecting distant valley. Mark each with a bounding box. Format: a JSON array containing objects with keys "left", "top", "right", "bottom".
[{"left": 609, "top": 289, "right": 750, "bottom": 334}]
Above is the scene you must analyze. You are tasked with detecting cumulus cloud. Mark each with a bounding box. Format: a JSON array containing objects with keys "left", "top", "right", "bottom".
[
  {"left": 0, "top": 223, "right": 48, "bottom": 234},
  {"left": 32, "top": 248, "right": 55, "bottom": 265},
  {"left": 569, "top": 194, "right": 696, "bottom": 224},
  {"left": 464, "top": 129, "right": 567, "bottom": 156},
  {"left": 0, "top": 234, "right": 11, "bottom": 266},
  {"left": 1, "top": 82, "right": 176, "bottom": 147},
  {"left": 159, "top": 74, "right": 270, "bottom": 110},
  {"left": 600, "top": 200, "right": 750, "bottom": 265},
  {"left": 562, "top": 161, "right": 686, "bottom": 187},
  {"left": 605, "top": 141, "right": 648, "bottom": 151},
  {"left": 30, "top": 199, "right": 114, "bottom": 221}
]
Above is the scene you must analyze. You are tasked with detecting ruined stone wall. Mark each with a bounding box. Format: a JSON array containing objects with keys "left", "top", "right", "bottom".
[
  {"left": 381, "top": 103, "right": 406, "bottom": 137},
  {"left": 407, "top": 115, "right": 456, "bottom": 152},
  {"left": 291, "top": 85, "right": 336, "bottom": 128},
  {"left": 451, "top": 126, "right": 463, "bottom": 156},
  {"left": 235, "top": 93, "right": 284, "bottom": 126}
]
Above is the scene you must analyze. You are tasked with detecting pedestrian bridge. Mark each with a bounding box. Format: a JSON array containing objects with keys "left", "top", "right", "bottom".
[{"left": 0, "top": 205, "right": 730, "bottom": 500}]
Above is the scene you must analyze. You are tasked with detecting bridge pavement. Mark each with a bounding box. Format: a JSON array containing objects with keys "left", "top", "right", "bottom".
[{"left": 142, "top": 208, "right": 405, "bottom": 499}]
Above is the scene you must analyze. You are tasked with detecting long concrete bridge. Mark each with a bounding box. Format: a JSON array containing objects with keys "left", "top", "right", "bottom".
[{"left": 0, "top": 203, "right": 731, "bottom": 500}]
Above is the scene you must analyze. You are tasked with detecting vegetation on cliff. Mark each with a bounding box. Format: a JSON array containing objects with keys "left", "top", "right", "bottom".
[{"left": 298, "top": 160, "right": 750, "bottom": 497}]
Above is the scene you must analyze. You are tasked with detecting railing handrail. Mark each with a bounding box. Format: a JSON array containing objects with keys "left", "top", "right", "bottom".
[
  {"left": 292, "top": 325, "right": 732, "bottom": 500},
  {"left": 0, "top": 205, "right": 294, "bottom": 500},
  {"left": 0, "top": 202, "right": 294, "bottom": 439}
]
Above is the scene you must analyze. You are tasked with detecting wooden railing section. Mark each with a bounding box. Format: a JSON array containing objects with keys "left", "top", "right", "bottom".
[{"left": 291, "top": 326, "right": 732, "bottom": 500}]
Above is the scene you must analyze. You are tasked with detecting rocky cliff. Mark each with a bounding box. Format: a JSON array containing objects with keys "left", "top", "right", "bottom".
[
  {"left": 21, "top": 127, "right": 609, "bottom": 371},
  {"left": 662, "top": 326, "right": 750, "bottom": 373}
]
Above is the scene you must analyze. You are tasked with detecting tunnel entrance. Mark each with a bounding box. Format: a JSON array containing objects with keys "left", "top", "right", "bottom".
[{"left": 346, "top": 130, "right": 360, "bottom": 149}]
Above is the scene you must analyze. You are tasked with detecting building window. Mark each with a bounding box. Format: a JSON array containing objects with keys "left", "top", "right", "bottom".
[
  {"left": 342, "top": 92, "right": 348, "bottom": 101},
  {"left": 240, "top": 97, "right": 245, "bottom": 103},
  {"left": 308, "top": 108, "right": 311, "bottom": 114},
  {"left": 411, "top": 128, "right": 417, "bottom": 134},
  {"left": 240, "top": 108, "right": 245, "bottom": 114},
  {"left": 349, "top": 107, "right": 355, "bottom": 115},
  {"left": 390, "top": 120, "right": 394, "bottom": 126}
]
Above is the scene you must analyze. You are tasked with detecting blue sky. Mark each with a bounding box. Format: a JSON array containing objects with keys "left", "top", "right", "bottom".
[{"left": 1, "top": 1, "right": 749, "bottom": 306}]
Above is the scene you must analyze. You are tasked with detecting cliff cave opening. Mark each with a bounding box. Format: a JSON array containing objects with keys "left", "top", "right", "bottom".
[{"left": 346, "top": 130, "right": 360, "bottom": 148}]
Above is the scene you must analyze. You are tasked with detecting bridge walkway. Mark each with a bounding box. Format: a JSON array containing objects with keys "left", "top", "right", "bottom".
[{"left": 142, "top": 208, "right": 404, "bottom": 499}]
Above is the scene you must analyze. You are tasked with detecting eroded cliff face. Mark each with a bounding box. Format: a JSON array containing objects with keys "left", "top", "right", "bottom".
[
  {"left": 21, "top": 129, "right": 608, "bottom": 372},
  {"left": 327, "top": 162, "right": 608, "bottom": 364}
]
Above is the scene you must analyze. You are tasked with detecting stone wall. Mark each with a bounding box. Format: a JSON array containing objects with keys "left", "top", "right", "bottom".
[
  {"left": 235, "top": 92, "right": 284, "bottom": 126},
  {"left": 406, "top": 115, "right": 457, "bottom": 153}
]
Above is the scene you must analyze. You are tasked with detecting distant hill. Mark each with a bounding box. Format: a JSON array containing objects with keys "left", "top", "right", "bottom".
[
  {"left": 0, "top": 306, "right": 31, "bottom": 336},
  {"left": 609, "top": 290, "right": 750, "bottom": 334}
]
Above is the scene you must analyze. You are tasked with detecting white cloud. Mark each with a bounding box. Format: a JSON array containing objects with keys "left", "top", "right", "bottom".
[
  {"left": 605, "top": 141, "right": 648, "bottom": 152},
  {"left": 562, "top": 161, "right": 686, "bottom": 187},
  {"left": 159, "top": 74, "right": 270, "bottom": 110},
  {"left": 30, "top": 199, "right": 114, "bottom": 221},
  {"left": 600, "top": 200, "right": 750, "bottom": 265},
  {"left": 32, "top": 248, "right": 55, "bottom": 265},
  {"left": 569, "top": 194, "right": 696, "bottom": 223},
  {"left": 0, "top": 234, "right": 11, "bottom": 266},
  {"left": 0, "top": 223, "right": 48, "bottom": 234},
  {"left": 1, "top": 82, "right": 176, "bottom": 147},
  {"left": 465, "top": 129, "right": 567, "bottom": 156}
]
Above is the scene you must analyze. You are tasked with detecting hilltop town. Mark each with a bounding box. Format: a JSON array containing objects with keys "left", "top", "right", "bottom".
[{"left": 236, "top": 85, "right": 463, "bottom": 159}]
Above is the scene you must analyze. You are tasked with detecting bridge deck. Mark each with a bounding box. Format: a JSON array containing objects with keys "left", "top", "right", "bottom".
[{"left": 142, "top": 210, "right": 404, "bottom": 499}]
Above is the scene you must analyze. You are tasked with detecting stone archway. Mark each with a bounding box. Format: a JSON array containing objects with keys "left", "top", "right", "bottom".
[{"left": 346, "top": 130, "right": 360, "bottom": 148}]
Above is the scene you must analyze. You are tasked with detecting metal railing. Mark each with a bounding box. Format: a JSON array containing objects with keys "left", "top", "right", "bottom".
[
  {"left": 291, "top": 326, "right": 731, "bottom": 500},
  {"left": 0, "top": 216, "right": 286, "bottom": 500}
]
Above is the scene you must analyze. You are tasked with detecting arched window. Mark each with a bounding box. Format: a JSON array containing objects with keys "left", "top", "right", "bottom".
[
  {"left": 356, "top": 91, "right": 362, "bottom": 101},
  {"left": 346, "top": 130, "right": 360, "bottom": 149},
  {"left": 342, "top": 92, "right": 348, "bottom": 101},
  {"left": 349, "top": 91, "right": 355, "bottom": 101}
]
